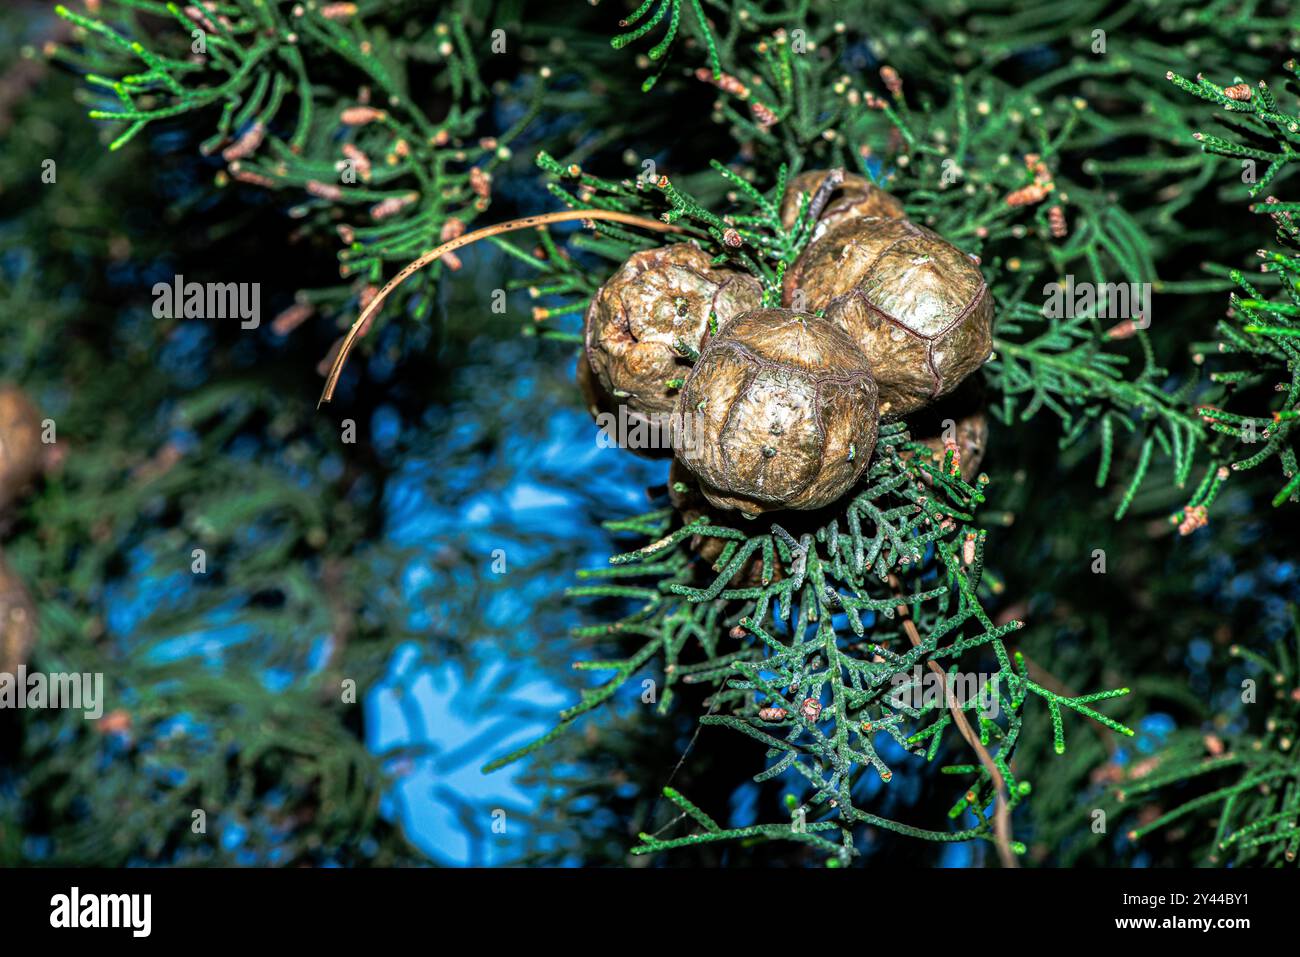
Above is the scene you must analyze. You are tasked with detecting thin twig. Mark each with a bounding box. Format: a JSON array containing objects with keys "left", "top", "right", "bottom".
[
  {"left": 318, "top": 209, "right": 706, "bottom": 405},
  {"left": 806, "top": 167, "right": 845, "bottom": 223},
  {"left": 888, "top": 573, "right": 1019, "bottom": 869}
]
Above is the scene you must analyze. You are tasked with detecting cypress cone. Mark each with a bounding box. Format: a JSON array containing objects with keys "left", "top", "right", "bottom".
[
  {"left": 673, "top": 308, "right": 879, "bottom": 516},
  {"left": 784, "top": 218, "right": 993, "bottom": 417},
  {"left": 584, "top": 243, "right": 762, "bottom": 421}
]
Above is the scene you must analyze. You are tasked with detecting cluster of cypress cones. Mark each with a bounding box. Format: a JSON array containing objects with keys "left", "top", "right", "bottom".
[{"left": 579, "top": 169, "right": 993, "bottom": 572}]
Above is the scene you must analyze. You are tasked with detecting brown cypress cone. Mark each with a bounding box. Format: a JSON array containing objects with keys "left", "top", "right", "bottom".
[
  {"left": 0, "top": 385, "right": 45, "bottom": 512},
  {"left": 668, "top": 459, "right": 782, "bottom": 585},
  {"left": 673, "top": 308, "right": 879, "bottom": 516},
  {"left": 785, "top": 218, "right": 993, "bottom": 418},
  {"left": 778, "top": 169, "right": 906, "bottom": 242},
  {"left": 584, "top": 243, "right": 762, "bottom": 421},
  {"left": 0, "top": 550, "right": 36, "bottom": 675}
]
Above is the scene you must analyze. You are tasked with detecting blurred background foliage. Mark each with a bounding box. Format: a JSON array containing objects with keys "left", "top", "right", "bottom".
[{"left": 0, "top": 0, "right": 1298, "bottom": 866}]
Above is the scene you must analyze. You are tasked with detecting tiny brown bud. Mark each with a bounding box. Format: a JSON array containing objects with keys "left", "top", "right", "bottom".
[
  {"left": 306, "top": 180, "right": 344, "bottom": 201},
  {"left": 340, "top": 106, "right": 387, "bottom": 126},
  {"left": 1104, "top": 319, "right": 1138, "bottom": 340},
  {"left": 1048, "top": 204, "right": 1068, "bottom": 238},
  {"left": 1006, "top": 182, "right": 1053, "bottom": 207},
  {"left": 880, "top": 65, "right": 903, "bottom": 96},
  {"left": 341, "top": 142, "right": 372, "bottom": 180},
  {"left": 221, "top": 121, "right": 265, "bottom": 162}
]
